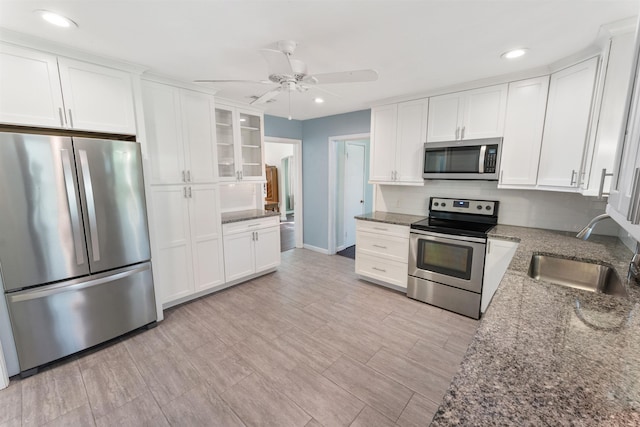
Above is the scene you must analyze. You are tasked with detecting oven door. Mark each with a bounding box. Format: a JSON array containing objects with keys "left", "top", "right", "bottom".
[{"left": 409, "top": 230, "right": 486, "bottom": 293}]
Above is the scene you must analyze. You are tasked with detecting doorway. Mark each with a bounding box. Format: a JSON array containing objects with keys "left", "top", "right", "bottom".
[
  {"left": 328, "top": 133, "right": 372, "bottom": 256},
  {"left": 264, "top": 137, "right": 303, "bottom": 252}
]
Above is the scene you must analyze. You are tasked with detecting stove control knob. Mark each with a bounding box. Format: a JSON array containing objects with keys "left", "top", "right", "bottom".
[
  {"left": 441, "top": 202, "right": 446, "bottom": 207},
  {"left": 486, "top": 205, "right": 492, "bottom": 211},
  {"left": 434, "top": 202, "right": 439, "bottom": 207},
  {"left": 477, "top": 205, "right": 482, "bottom": 210}
]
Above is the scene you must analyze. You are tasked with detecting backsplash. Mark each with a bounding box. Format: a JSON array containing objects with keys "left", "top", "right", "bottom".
[
  {"left": 219, "top": 183, "right": 262, "bottom": 213},
  {"left": 375, "top": 181, "right": 620, "bottom": 236}
]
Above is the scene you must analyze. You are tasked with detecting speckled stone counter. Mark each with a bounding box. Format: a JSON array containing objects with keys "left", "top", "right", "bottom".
[
  {"left": 432, "top": 225, "right": 640, "bottom": 426},
  {"left": 221, "top": 209, "right": 279, "bottom": 224},
  {"left": 355, "top": 211, "right": 426, "bottom": 226}
]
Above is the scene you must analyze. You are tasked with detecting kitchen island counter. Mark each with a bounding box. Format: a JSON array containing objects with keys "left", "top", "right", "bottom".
[{"left": 432, "top": 225, "right": 640, "bottom": 426}]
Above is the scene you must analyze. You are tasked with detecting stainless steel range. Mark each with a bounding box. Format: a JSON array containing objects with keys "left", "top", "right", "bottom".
[{"left": 408, "top": 197, "right": 499, "bottom": 319}]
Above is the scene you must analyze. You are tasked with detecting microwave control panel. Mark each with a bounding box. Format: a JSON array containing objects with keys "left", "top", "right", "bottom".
[
  {"left": 484, "top": 145, "right": 499, "bottom": 173},
  {"left": 430, "top": 198, "right": 497, "bottom": 216}
]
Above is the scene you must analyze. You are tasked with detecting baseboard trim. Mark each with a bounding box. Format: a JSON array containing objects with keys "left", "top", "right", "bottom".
[{"left": 303, "top": 244, "right": 330, "bottom": 255}]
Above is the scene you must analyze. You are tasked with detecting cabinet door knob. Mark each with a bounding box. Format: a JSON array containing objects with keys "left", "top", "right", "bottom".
[
  {"left": 68, "top": 109, "right": 74, "bottom": 128},
  {"left": 455, "top": 126, "right": 460, "bottom": 140},
  {"left": 570, "top": 170, "right": 577, "bottom": 186},
  {"left": 461, "top": 126, "right": 465, "bottom": 140}
]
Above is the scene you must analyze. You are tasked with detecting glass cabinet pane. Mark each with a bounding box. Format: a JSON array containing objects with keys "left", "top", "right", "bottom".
[
  {"left": 239, "top": 112, "right": 263, "bottom": 178},
  {"left": 215, "top": 108, "right": 235, "bottom": 178}
]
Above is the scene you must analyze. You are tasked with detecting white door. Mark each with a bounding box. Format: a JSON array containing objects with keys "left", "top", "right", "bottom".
[
  {"left": 395, "top": 99, "right": 428, "bottom": 183},
  {"left": 500, "top": 76, "right": 550, "bottom": 186},
  {"left": 150, "top": 186, "right": 194, "bottom": 303},
  {"left": 369, "top": 105, "right": 397, "bottom": 182},
  {"left": 223, "top": 232, "right": 255, "bottom": 282},
  {"left": 426, "top": 93, "right": 463, "bottom": 142},
  {"left": 142, "top": 81, "right": 186, "bottom": 184},
  {"left": 537, "top": 57, "right": 598, "bottom": 188},
  {"left": 180, "top": 90, "right": 217, "bottom": 184},
  {"left": 57, "top": 57, "right": 136, "bottom": 134},
  {"left": 0, "top": 44, "right": 65, "bottom": 128},
  {"left": 254, "top": 227, "right": 281, "bottom": 272},
  {"left": 189, "top": 185, "right": 225, "bottom": 292},
  {"left": 343, "top": 143, "right": 366, "bottom": 248},
  {"left": 462, "top": 84, "right": 508, "bottom": 140}
]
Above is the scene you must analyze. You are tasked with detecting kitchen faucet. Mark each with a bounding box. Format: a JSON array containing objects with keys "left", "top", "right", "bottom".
[{"left": 575, "top": 213, "right": 611, "bottom": 240}]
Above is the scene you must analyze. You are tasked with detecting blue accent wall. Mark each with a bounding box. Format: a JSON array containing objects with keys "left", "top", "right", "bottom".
[
  {"left": 264, "top": 110, "right": 371, "bottom": 251},
  {"left": 264, "top": 115, "right": 303, "bottom": 140},
  {"left": 301, "top": 110, "right": 371, "bottom": 250}
]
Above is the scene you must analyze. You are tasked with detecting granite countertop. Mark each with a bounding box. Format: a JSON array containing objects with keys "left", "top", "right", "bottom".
[
  {"left": 432, "top": 224, "right": 640, "bottom": 426},
  {"left": 355, "top": 211, "right": 426, "bottom": 226},
  {"left": 221, "top": 209, "right": 280, "bottom": 224}
]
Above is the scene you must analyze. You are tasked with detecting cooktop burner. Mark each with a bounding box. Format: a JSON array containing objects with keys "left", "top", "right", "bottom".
[{"left": 410, "top": 197, "right": 499, "bottom": 238}]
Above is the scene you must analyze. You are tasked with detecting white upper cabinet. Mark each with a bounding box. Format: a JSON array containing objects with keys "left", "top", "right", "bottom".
[
  {"left": 499, "top": 76, "right": 550, "bottom": 186},
  {"left": 583, "top": 32, "right": 635, "bottom": 197},
  {"left": 0, "top": 44, "right": 65, "bottom": 128},
  {"left": 215, "top": 105, "right": 265, "bottom": 182},
  {"left": 369, "top": 100, "right": 426, "bottom": 185},
  {"left": 426, "top": 84, "right": 507, "bottom": 142},
  {"left": 370, "top": 104, "right": 398, "bottom": 182},
  {"left": 537, "top": 57, "right": 599, "bottom": 189},
  {"left": 0, "top": 43, "right": 137, "bottom": 134},
  {"left": 57, "top": 58, "right": 136, "bottom": 134},
  {"left": 142, "top": 80, "right": 217, "bottom": 185}
]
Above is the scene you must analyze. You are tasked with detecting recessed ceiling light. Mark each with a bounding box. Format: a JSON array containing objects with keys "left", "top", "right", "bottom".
[
  {"left": 501, "top": 48, "right": 528, "bottom": 60},
  {"left": 34, "top": 10, "right": 77, "bottom": 28},
  {"left": 314, "top": 97, "right": 324, "bottom": 104}
]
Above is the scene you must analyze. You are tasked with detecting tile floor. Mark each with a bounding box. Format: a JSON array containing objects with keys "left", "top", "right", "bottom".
[{"left": 0, "top": 249, "right": 478, "bottom": 427}]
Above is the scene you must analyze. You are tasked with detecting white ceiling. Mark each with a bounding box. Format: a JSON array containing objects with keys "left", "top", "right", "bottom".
[{"left": 0, "top": 1, "right": 638, "bottom": 120}]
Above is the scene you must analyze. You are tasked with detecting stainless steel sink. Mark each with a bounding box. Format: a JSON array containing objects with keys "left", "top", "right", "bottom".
[{"left": 528, "top": 254, "right": 628, "bottom": 298}]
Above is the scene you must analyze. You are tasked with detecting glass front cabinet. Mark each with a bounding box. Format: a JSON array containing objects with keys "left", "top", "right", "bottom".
[{"left": 215, "top": 105, "right": 265, "bottom": 182}]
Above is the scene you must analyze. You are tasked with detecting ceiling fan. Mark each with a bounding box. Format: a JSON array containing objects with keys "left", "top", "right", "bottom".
[{"left": 195, "top": 40, "right": 378, "bottom": 116}]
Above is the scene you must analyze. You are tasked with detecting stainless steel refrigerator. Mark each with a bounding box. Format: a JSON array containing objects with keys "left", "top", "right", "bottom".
[{"left": 0, "top": 132, "right": 156, "bottom": 376}]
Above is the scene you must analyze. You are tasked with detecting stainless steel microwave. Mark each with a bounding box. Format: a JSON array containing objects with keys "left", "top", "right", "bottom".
[{"left": 423, "top": 137, "right": 502, "bottom": 180}]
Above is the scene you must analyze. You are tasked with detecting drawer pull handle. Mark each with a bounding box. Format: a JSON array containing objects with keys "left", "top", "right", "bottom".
[
  {"left": 372, "top": 267, "right": 387, "bottom": 272},
  {"left": 372, "top": 244, "right": 387, "bottom": 249},
  {"left": 248, "top": 224, "right": 261, "bottom": 228},
  {"left": 373, "top": 227, "right": 387, "bottom": 231}
]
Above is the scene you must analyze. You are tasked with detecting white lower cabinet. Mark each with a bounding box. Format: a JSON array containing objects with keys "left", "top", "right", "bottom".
[
  {"left": 355, "top": 220, "right": 410, "bottom": 289},
  {"left": 150, "top": 184, "right": 225, "bottom": 305},
  {"left": 482, "top": 238, "right": 518, "bottom": 313},
  {"left": 222, "top": 216, "right": 280, "bottom": 283}
]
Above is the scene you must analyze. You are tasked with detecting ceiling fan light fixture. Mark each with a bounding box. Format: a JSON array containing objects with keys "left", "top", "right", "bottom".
[
  {"left": 501, "top": 48, "right": 528, "bottom": 60},
  {"left": 35, "top": 10, "right": 77, "bottom": 28},
  {"left": 314, "top": 97, "right": 324, "bottom": 104}
]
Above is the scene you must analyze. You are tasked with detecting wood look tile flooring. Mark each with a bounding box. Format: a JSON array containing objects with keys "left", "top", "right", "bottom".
[{"left": 0, "top": 249, "right": 478, "bottom": 426}]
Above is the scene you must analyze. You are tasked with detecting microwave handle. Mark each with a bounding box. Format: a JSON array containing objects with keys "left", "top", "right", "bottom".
[{"left": 478, "top": 145, "right": 486, "bottom": 173}]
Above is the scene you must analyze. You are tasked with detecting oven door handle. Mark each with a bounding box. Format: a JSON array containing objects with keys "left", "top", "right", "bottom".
[{"left": 410, "top": 229, "right": 487, "bottom": 244}]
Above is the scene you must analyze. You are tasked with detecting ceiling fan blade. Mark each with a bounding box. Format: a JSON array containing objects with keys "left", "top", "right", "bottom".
[
  {"left": 304, "top": 69, "right": 378, "bottom": 84},
  {"left": 260, "top": 48, "right": 293, "bottom": 75},
  {"left": 250, "top": 87, "right": 282, "bottom": 105},
  {"left": 194, "top": 79, "right": 271, "bottom": 84}
]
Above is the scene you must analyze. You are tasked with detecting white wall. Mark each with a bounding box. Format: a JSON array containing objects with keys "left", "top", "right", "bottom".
[
  {"left": 265, "top": 142, "right": 294, "bottom": 167},
  {"left": 376, "top": 181, "right": 620, "bottom": 236},
  {"left": 219, "top": 183, "right": 261, "bottom": 213}
]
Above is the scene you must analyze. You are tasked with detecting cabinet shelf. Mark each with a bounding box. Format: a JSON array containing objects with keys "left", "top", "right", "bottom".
[
  {"left": 240, "top": 126, "right": 260, "bottom": 131},
  {"left": 217, "top": 122, "right": 232, "bottom": 127},
  {"left": 241, "top": 144, "right": 261, "bottom": 148},
  {"left": 217, "top": 143, "right": 233, "bottom": 146},
  {"left": 243, "top": 162, "right": 261, "bottom": 166}
]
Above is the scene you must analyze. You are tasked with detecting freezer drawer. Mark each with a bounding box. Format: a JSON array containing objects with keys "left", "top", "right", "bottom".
[{"left": 6, "top": 262, "right": 156, "bottom": 373}]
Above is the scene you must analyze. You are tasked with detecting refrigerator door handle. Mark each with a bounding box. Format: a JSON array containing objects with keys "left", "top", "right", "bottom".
[
  {"left": 8, "top": 264, "right": 149, "bottom": 302},
  {"left": 78, "top": 150, "right": 101, "bottom": 262},
  {"left": 60, "top": 149, "right": 85, "bottom": 266}
]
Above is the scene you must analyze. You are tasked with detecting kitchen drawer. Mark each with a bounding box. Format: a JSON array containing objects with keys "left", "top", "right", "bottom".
[
  {"left": 222, "top": 216, "right": 279, "bottom": 235},
  {"left": 355, "top": 252, "right": 408, "bottom": 288},
  {"left": 356, "top": 231, "right": 409, "bottom": 262},
  {"left": 356, "top": 220, "right": 409, "bottom": 238}
]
